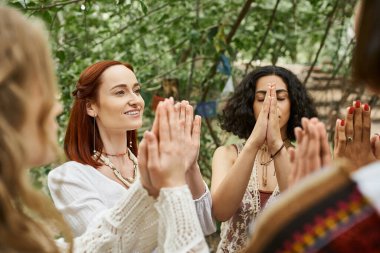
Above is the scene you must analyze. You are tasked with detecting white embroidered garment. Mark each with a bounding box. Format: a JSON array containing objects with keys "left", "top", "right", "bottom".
[
  {"left": 54, "top": 182, "right": 209, "bottom": 252},
  {"left": 48, "top": 160, "right": 215, "bottom": 236}
]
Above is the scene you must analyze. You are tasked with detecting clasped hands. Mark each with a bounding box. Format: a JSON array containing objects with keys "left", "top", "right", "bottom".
[
  {"left": 247, "top": 83, "right": 284, "bottom": 154},
  {"left": 137, "top": 98, "right": 201, "bottom": 197}
]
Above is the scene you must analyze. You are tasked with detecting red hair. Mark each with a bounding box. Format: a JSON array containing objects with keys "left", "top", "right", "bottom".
[{"left": 64, "top": 60, "right": 138, "bottom": 168}]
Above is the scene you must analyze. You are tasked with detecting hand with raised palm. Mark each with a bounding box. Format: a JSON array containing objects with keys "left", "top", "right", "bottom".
[
  {"left": 334, "top": 101, "right": 376, "bottom": 169},
  {"left": 138, "top": 100, "right": 187, "bottom": 197},
  {"left": 266, "top": 83, "right": 284, "bottom": 154},
  {"left": 246, "top": 84, "right": 272, "bottom": 150},
  {"left": 288, "top": 117, "right": 331, "bottom": 187},
  {"left": 370, "top": 134, "right": 380, "bottom": 159},
  {"left": 178, "top": 100, "right": 202, "bottom": 171},
  {"left": 138, "top": 137, "right": 158, "bottom": 197}
]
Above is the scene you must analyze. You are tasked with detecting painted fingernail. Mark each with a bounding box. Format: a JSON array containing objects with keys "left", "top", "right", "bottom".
[
  {"left": 364, "top": 104, "right": 370, "bottom": 111},
  {"left": 348, "top": 106, "right": 355, "bottom": 114},
  {"left": 355, "top": 100, "right": 361, "bottom": 108},
  {"left": 340, "top": 119, "right": 345, "bottom": 126}
]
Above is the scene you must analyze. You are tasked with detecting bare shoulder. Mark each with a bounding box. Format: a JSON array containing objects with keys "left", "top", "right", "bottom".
[{"left": 213, "top": 145, "right": 239, "bottom": 166}]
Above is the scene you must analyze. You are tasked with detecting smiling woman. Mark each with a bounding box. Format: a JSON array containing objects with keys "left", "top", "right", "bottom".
[
  {"left": 64, "top": 62, "right": 144, "bottom": 189},
  {"left": 48, "top": 60, "right": 215, "bottom": 251},
  {"left": 66, "top": 61, "right": 140, "bottom": 168},
  {"left": 0, "top": 6, "right": 210, "bottom": 253}
]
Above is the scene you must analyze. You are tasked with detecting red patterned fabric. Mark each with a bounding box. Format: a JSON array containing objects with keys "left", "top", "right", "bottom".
[{"left": 243, "top": 166, "right": 380, "bottom": 253}]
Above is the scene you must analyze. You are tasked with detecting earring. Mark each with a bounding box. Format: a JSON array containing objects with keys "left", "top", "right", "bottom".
[
  {"left": 93, "top": 115, "right": 97, "bottom": 154},
  {"left": 128, "top": 131, "right": 133, "bottom": 149}
]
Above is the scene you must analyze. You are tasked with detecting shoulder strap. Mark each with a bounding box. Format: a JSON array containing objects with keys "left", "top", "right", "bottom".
[{"left": 232, "top": 143, "right": 244, "bottom": 155}]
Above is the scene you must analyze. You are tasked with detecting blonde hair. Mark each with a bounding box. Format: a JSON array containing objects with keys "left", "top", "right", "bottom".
[{"left": 0, "top": 6, "right": 73, "bottom": 252}]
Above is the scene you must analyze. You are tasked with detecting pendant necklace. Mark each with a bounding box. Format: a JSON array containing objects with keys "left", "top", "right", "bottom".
[
  {"left": 94, "top": 150, "right": 137, "bottom": 188},
  {"left": 259, "top": 145, "right": 271, "bottom": 187}
]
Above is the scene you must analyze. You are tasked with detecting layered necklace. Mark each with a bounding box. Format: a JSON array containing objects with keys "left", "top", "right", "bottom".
[
  {"left": 258, "top": 144, "right": 273, "bottom": 187},
  {"left": 258, "top": 140, "right": 290, "bottom": 187},
  {"left": 94, "top": 150, "right": 137, "bottom": 188}
]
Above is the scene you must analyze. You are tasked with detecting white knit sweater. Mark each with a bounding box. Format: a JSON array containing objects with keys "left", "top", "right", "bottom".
[{"left": 48, "top": 161, "right": 213, "bottom": 252}]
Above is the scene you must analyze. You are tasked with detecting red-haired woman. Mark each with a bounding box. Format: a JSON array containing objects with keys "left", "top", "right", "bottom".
[
  {"left": 47, "top": 60, "right": 215, "bottom": 251},
  {"left": 0, "top": 5, "right": 207, "bottom": 252}
]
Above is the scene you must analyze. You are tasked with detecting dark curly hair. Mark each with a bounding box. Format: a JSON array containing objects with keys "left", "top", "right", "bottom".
[{"left": 220, "top": 66, "right": 317, "bottom": 141}]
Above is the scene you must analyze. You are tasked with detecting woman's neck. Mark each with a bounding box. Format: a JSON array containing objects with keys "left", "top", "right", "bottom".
[{"left": 98, "top": 127, "right": 128, "bottom": 156}]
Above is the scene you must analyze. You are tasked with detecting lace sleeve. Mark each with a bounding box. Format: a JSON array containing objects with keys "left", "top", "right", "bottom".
[
  {"left": 70, "top": 181, "right": 158, "bottom": 253},
  {"left": 155, "top": 185, "right": 209, "bottom": 253}
]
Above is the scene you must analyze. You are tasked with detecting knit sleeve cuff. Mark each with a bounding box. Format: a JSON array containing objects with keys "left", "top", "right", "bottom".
[{"left": 155, "top": 185, "right": 208, "bottom": 253}]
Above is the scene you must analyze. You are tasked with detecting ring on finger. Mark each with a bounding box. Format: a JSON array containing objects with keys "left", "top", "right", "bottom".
[{"left": 347, "top": 136, "right": 353, "bottom": 143}]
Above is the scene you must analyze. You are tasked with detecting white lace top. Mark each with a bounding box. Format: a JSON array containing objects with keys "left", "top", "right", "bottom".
[
  {"left": 48, "top": 159, "right": 214, "bottom": 252},
  {"left": 54, "top": 181, "right": 209, "bottom": 252},
  {"left": 217, "top": 143, "right": 280, "bottom": 253}
]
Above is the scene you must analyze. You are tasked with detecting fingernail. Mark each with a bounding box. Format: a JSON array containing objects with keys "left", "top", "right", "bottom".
[
  {"left": 355, "top": 100, "right": 361, "bottom": 108},
  {"left": 364, "top": 104, "right": 370, "bottom": 111},
  {"left": 340, "top": 119, "right": 345, "bottom": 126},
  {"left": 348, "top": 107, "right": 355, "bottom": 114}
]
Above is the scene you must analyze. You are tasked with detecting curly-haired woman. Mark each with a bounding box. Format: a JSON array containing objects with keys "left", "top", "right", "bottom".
[{"left": 211, "top": 66, "right": 318, "bottom": 252}]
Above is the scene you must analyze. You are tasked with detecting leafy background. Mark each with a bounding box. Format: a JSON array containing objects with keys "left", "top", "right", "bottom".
[
  {"left": 6, "top": 0, "right": 360, "bottom": 193},
  {"left": 6, "top": 0, "right": 368, "bottom": 249}
]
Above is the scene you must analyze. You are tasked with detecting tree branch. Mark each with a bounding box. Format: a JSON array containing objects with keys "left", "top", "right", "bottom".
[
  {"left": 200, "top": 0, "right": 254, "bottom": 102},
  {"left": 185, "top": 0, "right": 200, "bottom": 99},
  {"left": 324, "top": 37, "right": 354, "bottom": 89},
  {"left": 93, "top": 3, "right": 170, "bottom": 46},
  {"left": 245, "top": 0, "right": 281, "bottom": 74},
  {"left": 143, "top": 56, "right": 213, "bottom": 85},
  {"left": 303, "top": 0, "right": 340, "bottom": 86},
  {"left": 24, "top": 0, "right": 83, "bottom": 11},
  {"left": 225, "top": 0, "right": 253, "bottom": 44}
]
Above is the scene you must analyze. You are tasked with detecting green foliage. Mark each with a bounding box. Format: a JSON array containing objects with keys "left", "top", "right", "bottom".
[{"left": 5, "top": 0, "right": 357, "bottom": 187}]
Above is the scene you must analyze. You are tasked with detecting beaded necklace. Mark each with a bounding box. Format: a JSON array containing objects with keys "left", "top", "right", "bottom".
[{"left": 95, "top": 150, "right": 137, "bottom": 188}]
